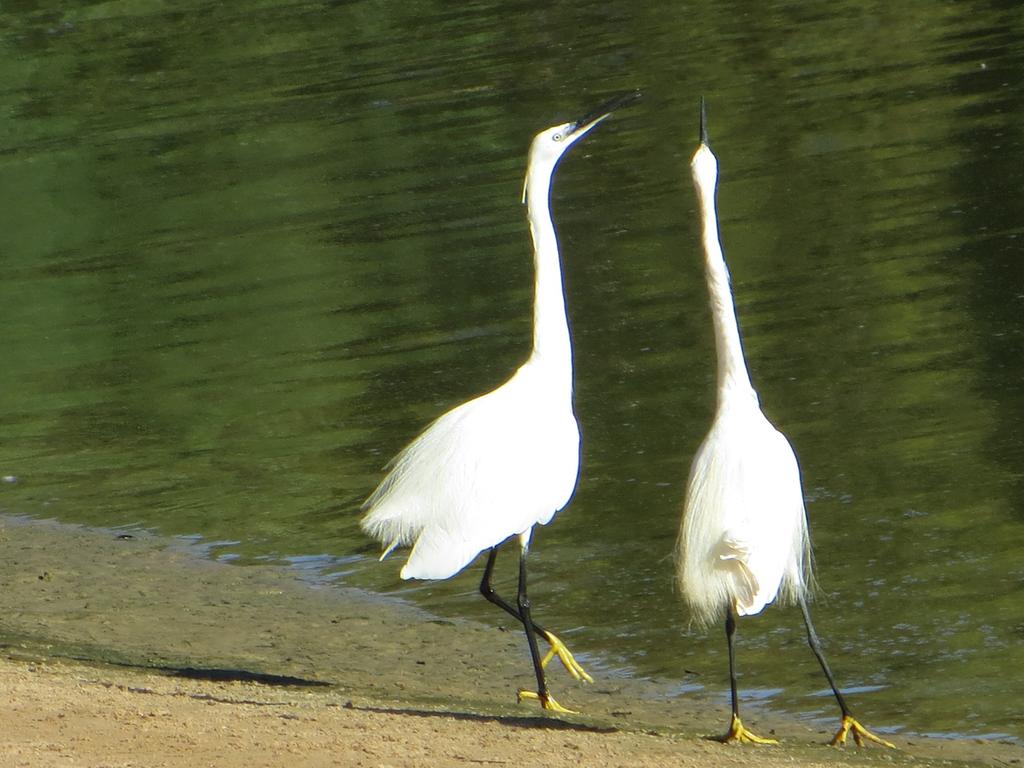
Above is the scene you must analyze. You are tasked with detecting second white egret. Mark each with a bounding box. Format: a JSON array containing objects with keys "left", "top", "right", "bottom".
[{"left": 677, "top": 98, "right": 895, "bottom": 748}]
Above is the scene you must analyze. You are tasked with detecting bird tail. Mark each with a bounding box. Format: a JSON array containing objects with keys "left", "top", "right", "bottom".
[{"left": 778, "top": 517, "right": 815, "bottom": 605}]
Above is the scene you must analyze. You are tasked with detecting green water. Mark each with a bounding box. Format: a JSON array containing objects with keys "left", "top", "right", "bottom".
[{"left": 2, "top": 0, "right": 1023, "bottom": 741}]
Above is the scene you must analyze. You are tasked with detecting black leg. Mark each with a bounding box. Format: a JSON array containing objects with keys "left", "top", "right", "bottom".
[
  {"left": 726, "top": 605, "right": 741, "bottom": 721},
  {"left": 480, "top": 543, "right": 593, "bottom": 693},
  {"left": 797, "top": 595, "right": 851, "bottom": 716},
  {"left": 717, "top": 605, "right": 777, "bottom": 743},
  {"left": 797, "top": 595, "right": 894, "bottom": 748},
  {"left": 516, "top": 544, "right": 550, "bottom": 702},
  {"left": 479, "top": 545, "right": 552, "bottom": 638}
]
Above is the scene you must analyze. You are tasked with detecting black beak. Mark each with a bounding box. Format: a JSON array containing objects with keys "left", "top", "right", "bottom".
[
  {"left": 699, "top": 96, "right": 709, "bottom": 146},
  {"left": 570, "top": 89, "right": 642, "bottom": 135}
]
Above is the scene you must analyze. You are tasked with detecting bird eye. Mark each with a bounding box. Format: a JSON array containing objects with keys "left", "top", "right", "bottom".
[{"left": 553, "top": 133, "right": 563, "bottom": 142}]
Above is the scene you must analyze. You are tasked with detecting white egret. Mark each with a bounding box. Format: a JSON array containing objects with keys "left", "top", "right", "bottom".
[
  {"left": 677, "top": 99, "right": 895, "bottom": 748},
  {"left": 362, "top": 91, "right": 640, "bottom": 713}
]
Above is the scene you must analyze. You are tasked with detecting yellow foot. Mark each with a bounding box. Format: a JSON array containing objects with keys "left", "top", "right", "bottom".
[
  {"left": 539, "top": 630, "right": 594, "bottom": 683},
  {"left": 517, "top": 689, "right": 578, "bottom": 714},
  {"left": 717, "top": 714, "right": 778, "bottom": 745},
  {"left": 830, "top": 714, "right": 896, "bottom": 748}
]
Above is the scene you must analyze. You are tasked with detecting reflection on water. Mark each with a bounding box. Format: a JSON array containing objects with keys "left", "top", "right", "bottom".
[{"left": 1, "top": 0, "right": 1022, "bottom": 741}]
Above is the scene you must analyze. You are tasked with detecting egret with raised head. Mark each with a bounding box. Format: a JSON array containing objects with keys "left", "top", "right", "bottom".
[
  {"left": 362, "top": 91, "right": 639, "bottom": 713},
  {"left": 677, "top": 98, "right": 895, "bottom": 748}
]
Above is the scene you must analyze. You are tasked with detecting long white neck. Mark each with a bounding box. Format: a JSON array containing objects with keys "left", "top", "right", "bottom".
[
  {"left": 693, "top": 151, "right": 755, "bottom": 407},
  {"left": 524, "top": 162, "right": 573, "bottom": 395}
]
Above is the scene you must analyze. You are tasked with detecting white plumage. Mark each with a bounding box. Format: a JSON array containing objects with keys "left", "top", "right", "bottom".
[
  {"left": 677, "top": 134, "right": 811, "bottom": 628},
  {"left": 361, "top": 92, "right": 639, "bottom": 713},
  {"left": 680, "top": 390, "right": 809, "bottom": 626},
  {"left": 362, "top": 360, "right": 580, "bottom": 580},
  {"left": 676, "top": 99, "right": 893, "bottom": 748},
  {"left": 361, "top": 117, "right": 590, "bottom": 580}
]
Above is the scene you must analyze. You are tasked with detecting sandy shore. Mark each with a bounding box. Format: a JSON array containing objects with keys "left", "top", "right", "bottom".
[
  {"left": 0, "top": 654, "right": 875, "bottom": 768},
  {"left": 3, "top": 651, "right": 1018, "bottom": 768},
  {"left": 1, "top": 515, "right": 1019, "bottom": 767}
]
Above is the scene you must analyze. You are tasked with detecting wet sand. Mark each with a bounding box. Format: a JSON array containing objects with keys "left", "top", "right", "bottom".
[{"left": 1, "top": 515, "right": 1018, "bottom": 767}]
